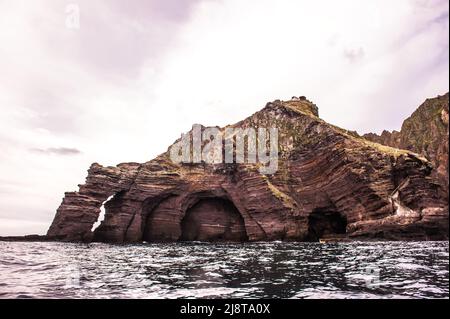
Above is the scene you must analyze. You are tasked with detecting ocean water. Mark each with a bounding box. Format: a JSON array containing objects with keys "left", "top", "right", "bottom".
[{"left": 0, "top": 241, "right": 448, "bottom": 299}]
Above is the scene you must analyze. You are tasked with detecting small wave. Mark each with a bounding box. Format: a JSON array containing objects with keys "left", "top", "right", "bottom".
[{"left": 0, "top": 241, "right": 448, "bottom": 299}]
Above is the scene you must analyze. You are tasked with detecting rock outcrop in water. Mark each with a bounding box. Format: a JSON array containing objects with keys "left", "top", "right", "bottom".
[
  {"left": 363, "top": 93, "right": 449, "bottom": 198},
  {"left": 47, "top": 96, "right": 449, "bottom": 243}
]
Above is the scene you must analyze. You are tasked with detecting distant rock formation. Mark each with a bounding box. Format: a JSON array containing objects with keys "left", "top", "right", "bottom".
[
  {"left": 363, "top": 93, "right": 449, "bottom": 198},
  {"left": 47, "top": 96, "right": 449, "bottom": 243}
]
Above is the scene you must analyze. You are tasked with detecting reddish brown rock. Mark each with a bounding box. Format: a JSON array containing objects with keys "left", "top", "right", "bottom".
[
  {"left": 47, "top": 97, "right": 449, "bottom": 242},
  {"left": 363, "top": 93, "right": 449, "bottom": 198}
]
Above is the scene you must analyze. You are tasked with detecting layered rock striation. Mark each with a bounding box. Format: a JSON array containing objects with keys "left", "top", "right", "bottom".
[
  {"left": 363, "top": 93, "right": 449, "bottom": 198},
  {"left": 47, "top": 97, "right": 449, "bottom": 243}
]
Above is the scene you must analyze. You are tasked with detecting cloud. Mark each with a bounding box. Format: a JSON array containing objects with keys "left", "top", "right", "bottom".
[
  {"left": 150, "top": 0, "right": 449, "bottom": 134},
  {"left": 30, "top": 147, "right": 82, "bottom": 156},
  {"left": 0, "top": 0, "right": 448, "bottom": 235},
  {"left": 0, "top": 0, "right": 206, "bottom": 236},
  {"left": 343, "top": 48, "right": 365, "bottom": 63}
]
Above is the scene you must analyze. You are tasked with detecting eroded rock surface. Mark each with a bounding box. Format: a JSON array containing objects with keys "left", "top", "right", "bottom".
[
  {"left": 364, "top": 93, "right": 449, "bottom": 198},
  {"left": 47, "top": 97, "right": 449, "bottom": 242}
]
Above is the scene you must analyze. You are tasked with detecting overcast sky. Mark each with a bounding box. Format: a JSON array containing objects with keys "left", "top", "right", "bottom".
[{"left": 0, "top": 0, "right": 448, "bottom": 235}]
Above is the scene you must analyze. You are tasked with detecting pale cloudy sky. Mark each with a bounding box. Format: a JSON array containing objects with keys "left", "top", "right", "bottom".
[{"left": 0, "top": 0, "right": 448, "bottom": 235}]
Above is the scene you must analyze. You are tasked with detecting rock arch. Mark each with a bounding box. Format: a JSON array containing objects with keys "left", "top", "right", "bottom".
[
  {"left": 142, "top": 193, "right": 249, "bottom": 242},
  {"left": 142, "top": 195, "right": 182, "bottom": 242},
  {"left": 180, "top": 198, "right": 248, "bottom": 242}
]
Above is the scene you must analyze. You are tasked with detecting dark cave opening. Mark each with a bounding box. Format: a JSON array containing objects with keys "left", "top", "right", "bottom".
[
  {"left": 180, "top": 198, "right": 248, "bottom": 242},
  {"left": 306, "top": 210, "right": 347, "bottom": 242},
  {"left": 142, "top": 196, "right": 180, "bottom": 242}
]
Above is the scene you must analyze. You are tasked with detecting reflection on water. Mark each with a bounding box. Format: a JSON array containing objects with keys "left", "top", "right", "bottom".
[{"left": 0, "top": 241, "right": 448, "bottom": 299}]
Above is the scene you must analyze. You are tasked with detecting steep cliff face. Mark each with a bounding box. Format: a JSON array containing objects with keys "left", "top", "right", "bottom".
[
  {"left": 363, "top": 93, "right": 449, "bottom": 197},
  {"left": 47, "top": 97, "right": 449, "bottom": 243}
]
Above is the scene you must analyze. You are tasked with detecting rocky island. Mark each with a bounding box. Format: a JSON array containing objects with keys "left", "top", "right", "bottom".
[{"left": 41, "top": 94, "right": 449, "bottom": 243}]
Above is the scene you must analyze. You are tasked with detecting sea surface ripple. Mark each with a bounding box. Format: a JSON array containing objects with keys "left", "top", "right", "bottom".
[{"left": 0, "top": 241, "right": 448, "bottom": 299}]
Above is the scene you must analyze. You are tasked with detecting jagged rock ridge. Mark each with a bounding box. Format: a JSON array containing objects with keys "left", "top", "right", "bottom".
[
  {"left": 363, "top": 93, "right": 449, "bottom": 197},
  {"left": 47, "top": 97, "right": 449, "bottom": 242}
]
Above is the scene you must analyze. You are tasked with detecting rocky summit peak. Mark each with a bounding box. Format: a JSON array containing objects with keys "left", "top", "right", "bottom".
[{"left": 267, "top": 96, "right": 319, "bottom": 117}]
